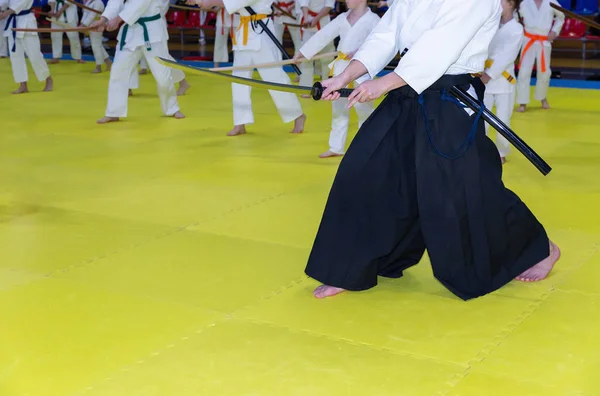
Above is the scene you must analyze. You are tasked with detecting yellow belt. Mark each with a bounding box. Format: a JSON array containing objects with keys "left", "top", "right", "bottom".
[
  {"left": 484, "top": 59, "right": 515, "bottom": 84},
  {"left": 231, "top": 14, "right": 268, "bottom": 46},
  {"left": 328, "top": 51, "right": 352, "bottom": 77}
]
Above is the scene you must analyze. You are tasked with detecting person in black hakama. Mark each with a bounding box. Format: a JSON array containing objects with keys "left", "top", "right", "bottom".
[{"left": 304, "top": 0, "right": 561, "bottom": 301}]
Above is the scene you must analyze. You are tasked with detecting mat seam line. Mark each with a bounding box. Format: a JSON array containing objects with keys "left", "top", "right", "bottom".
[
  {"left": 43, "top": 192, "right": 287, "bottom": 279},
  {"left": 436, "top": 243, "right": 599, "bottom": 396}
]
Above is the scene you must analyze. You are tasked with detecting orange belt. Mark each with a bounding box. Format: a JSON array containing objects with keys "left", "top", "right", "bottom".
[
  {"left": 519, "top": 30, "right": 549, "bottom": 73},
  {"left": 231, "top": 14, "right": 268, "bottom": 46}
]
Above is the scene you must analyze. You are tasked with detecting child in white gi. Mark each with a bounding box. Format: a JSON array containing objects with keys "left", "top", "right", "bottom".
[
  {"left": 90, "top": 0, "right": 184, "bottom": 124},
  {"left": 481, "top": 0, "right": 524, "bottom": 164},
  {"left": 297, "top": 0, "right": 335, "bottom": 95},
  {"left": 188, "top": 0, "right": 306, "bottom": 137},
  {"left": 1, "top": 0, "right": 53, "bottom": 93},
  {"left": 294, "top": 0, "right": 378, "bottom": 157},
  {"left": 79, "top": 0, "right": 112, "bottom": 73},
  {"left": 272, "top": 0, "right": 301, "bottom": 55},
  {"left": 515, "top": 0, "right": 564, "bottom": 112},
  {"left": 48, "top": 0, "right": 84, "bottom": 63}
]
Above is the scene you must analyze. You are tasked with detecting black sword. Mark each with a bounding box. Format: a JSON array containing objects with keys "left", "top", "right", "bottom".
[
  {"left": 313, "top": 82, "right": 552, "bottom": 176},
  {"left": 244, "top": 6, "right": 301, "bottom": 75}
]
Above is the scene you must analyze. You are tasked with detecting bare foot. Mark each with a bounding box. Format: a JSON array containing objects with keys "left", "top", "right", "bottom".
[
  {"left": 172, "top": 111, "right": 185, "bottom": 119},
  {"left": 43, "top": 77, "right": 53, "bottom": 92},
  {"left": 515, "top": 241, "right": 560, "bottom": 282},
  {"left": 139, "top": 68, "right": 148, "bottom": 75},
  {"left": 76, "top": 59, "right": 85, "bottom": 64},
  {"left": 293, "top": 75, "right": 300, "bottom": 83},
  {"left": 92, "top": 66, "right": 102, "bottom": 73},
  {"left": 177, "top": 79, "right": 190, "bottom": 96},
  {"left": 105, "top": 58, "right": 112, "bottom": 71},
  {"left": 313, "top": 284, "right": 346, "bottom": 299},
  {"left": 300, "top": 94, "right": 311, "bottom": 99},
  {"left": 501, "top": 157, "right": 506, "bottom": 165},
  {"left": 48, "top": 59, "right": 59, "bottom": 64},
  {"left": 12, "top": 83, "right": 28, "bottom": 94},
  {"left": 227, "top": 125, "right": 246, "bottom": 136},
  {"left": 291, "top": 113, "right": 306, "bottom": 134},
  {"left": 97, "top": 116, "right": 119, "bottom": 124},
  {"left": 516, "top": 104, "right": 526, "bottom": 113},
  {"left": 319, "top": 150, "right": 343, "bottom": 158},
  {"left": 541, "top": 99, "right": 550, "bottom": 109}
]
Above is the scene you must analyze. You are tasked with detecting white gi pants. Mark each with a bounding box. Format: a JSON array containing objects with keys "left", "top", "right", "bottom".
[
  {"left": 213, "top": 26, "right": 230, "bottom": 63},
  {"left": 516, "top": 41, "right": 551, "bottom": 104},
  {"left": 51, "top": 22, "right": 82, "bottom": 60},
  {"left": 0, "top": 17, "right": 8, "bottom": 57},
  {"left": 299, "top": 29, "right": 334, "bottom": 87},
  {"left": 8, "top": 34, "right": 50, "bottom": 83},
  {"left": 484, "top": 91, "right": 514, "bottom": 157},
  {"left": 89, "top": 31, "right": 108, "bottom": 65},
  {"left": 128, "top": 52, "right": 184, "bottom": 90},
  {"left": 232, "top": 42, "right": 303, "bottom": 126},
  {"left": 106, "top": 40, "right": 179, "bottom": 117},
  {"left": 272, "top": 21, "right": 301, "bottom": 54},
  {"left": 329, "top": 97, "right": 373, "bottom": 154}
]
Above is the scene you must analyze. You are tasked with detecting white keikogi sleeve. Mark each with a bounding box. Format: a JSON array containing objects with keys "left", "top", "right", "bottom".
[
  {"left": 102, "top": 0, "right": 124, "bottom": 20},
  {"left": 119, "top": 0, "right": 152, "bottom": 25},
  {"left": 299, "top": 15, "right": 341, "bottom": 59},
  {"left": 394, "top": 0, "right": 493, "bottom": 94},
  {"left": 351, "top": 1, "right": 399, "bottom": 80}
]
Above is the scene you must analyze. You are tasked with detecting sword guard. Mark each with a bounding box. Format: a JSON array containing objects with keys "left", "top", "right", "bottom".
[{"left": 311, "top": 82, "right": 353, "bottom": 100}]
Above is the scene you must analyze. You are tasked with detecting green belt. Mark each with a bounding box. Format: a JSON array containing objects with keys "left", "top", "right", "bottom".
[
  {"left": 119, "top": 13, "right": 161, "bottom": 51},
  {"left": 56, "top": 0, "right": 67, "bottom": 23}
]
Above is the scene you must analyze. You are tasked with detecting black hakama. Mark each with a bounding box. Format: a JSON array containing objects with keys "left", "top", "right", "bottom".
[{"left": 305, "top": 74, "right": 550, "bottom": 301}]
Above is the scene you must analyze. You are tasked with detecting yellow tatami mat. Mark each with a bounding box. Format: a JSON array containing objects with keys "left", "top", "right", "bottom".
[{"left": 1, "top": 60, "right": 600, "bottom": 395}]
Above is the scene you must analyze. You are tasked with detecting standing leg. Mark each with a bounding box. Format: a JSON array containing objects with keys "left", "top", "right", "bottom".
[
  {"left": 535, "top": 42, "right": 552, "bottom": 109},
  {"left": 288, "top": 26, "right": 302, "bottom": 55},
  {"left": 493, "top": 91, "right": 513, "bottom": 160},
  {"left": 22, "top": 34, "right": 51, "bottom": 91},
  {"left": 89, "top": 31, "right": 110, "bottom": 72},
  {"left": 515, "top": 41, "right": 537, "bottom": 112},
  {"left": 143, "top": 41, "right": 183, "bottom": 118},
  {"left": 255, "top": 40, "right": 305, "bottom": 133},
  {"left": 50, "top": 29, "right": 63, "bottom": 62},
  {"left": 0, "top": 22, "right": 8, "bottom": 58},
  {"left": 8, "top": 35, "right": 29, "bottom": 93},
  {"left": 99, "top": 47, "right": 142, "bottom": 123},
  {"left": 66, "top": 30, "right": 83, "bottom": 62},
  {"left": 272, "top": 21, "right": 285, "bottom": 44},
  {"left": 139, "top": 57, "right": 148, "bottom": 74},
  {"left": 483, "top": 91, "right": 495, "bottom": 137},
  {"left": 230, "top": 50, "right": 253, "bottom": 136},
  {"left": 161, "top": 51, "right": 188, "bottom": 95},
  {"left": 322, "top": 98, "right": 350, "bottom": 157},
  {"left": 299, "top": 30, "right": 316, "bottom": 93},
  {"left": 213, "top": 26, "right": 229, "bottom": 66}
]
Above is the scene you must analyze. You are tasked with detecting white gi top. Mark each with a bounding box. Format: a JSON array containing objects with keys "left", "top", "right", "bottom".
[
  {"left": 300, "top": 9, "right": 380, "bottom": 84},
  {"left": 519, "top": 0, "right": 564, "bottom": 38},
  {"left": 80, "top": 0, "right": 104, "bottom": 26},
  {"left": 3, "top": 0, "right": 37, "bottom": 38},
  {"left": 353, "top": 0, "right": 502, "bottom": 94},
  {"left": 297, "top": 0, "right": 334, "bottom": 32},
  {"left": 48, "top": 0, "right": 79, "bottom": 25},
  {"left": 484, "top": 18, "right": 523, "bottom": 94},
  {"left": 103, "top": 0, "right": 168, "bottom": 50},
  {"left": 223, "top": 0, "right": 274, "bottom": 51}
]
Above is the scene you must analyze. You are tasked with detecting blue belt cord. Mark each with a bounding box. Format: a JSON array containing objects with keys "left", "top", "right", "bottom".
[
  {"left": 417, "top": 88, "right": 485, "bottom": 160},
  {"left": 4, "top": 9, "right": 31, "bottom": 52}
]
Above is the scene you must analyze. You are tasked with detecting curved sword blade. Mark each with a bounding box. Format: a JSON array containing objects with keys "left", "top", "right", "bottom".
[{"left": 155, "top": 57, "right": 311, "bottom": 96}]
